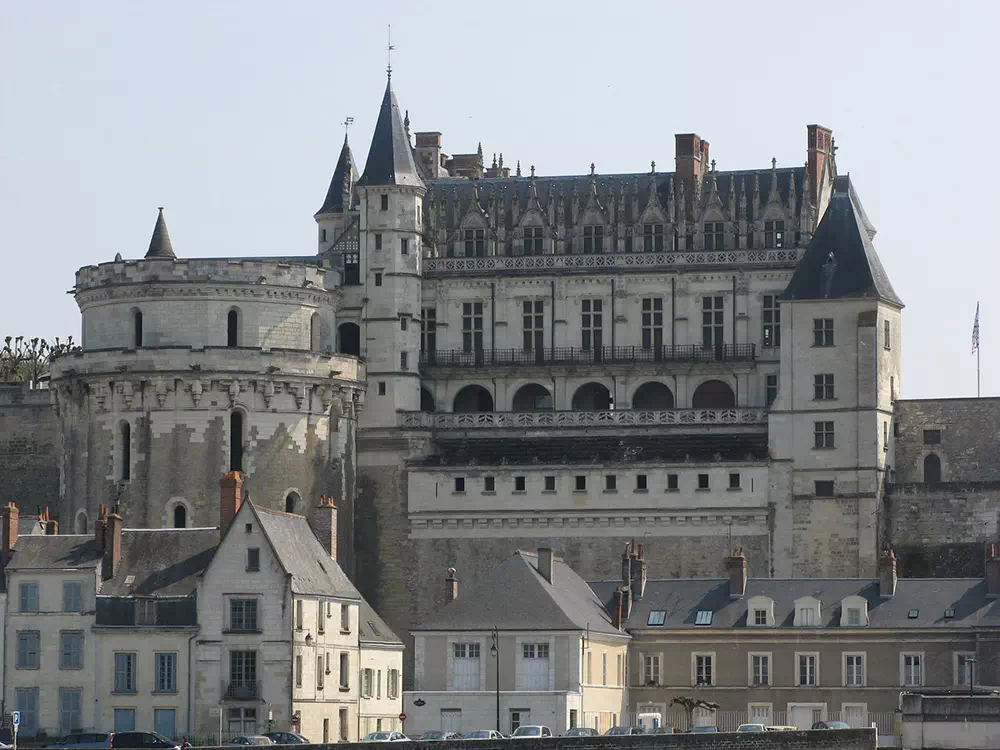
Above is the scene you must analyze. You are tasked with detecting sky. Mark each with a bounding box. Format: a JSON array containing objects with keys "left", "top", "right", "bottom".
[{"left": 2, "top": 1, "right": 997, "bottom": 399}]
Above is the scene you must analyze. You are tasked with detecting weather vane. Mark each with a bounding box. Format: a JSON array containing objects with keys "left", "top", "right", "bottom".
[
  {"left": 343, "top": 116, "right": 354, "bottom": 138},
  {"left": 386, "top": 24, "right": 395, "bottom": 79}
]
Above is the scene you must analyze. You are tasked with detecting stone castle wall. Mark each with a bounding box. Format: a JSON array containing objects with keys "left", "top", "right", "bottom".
[{"left": 0, "top": 385, "right": 59, "bottom": 510}]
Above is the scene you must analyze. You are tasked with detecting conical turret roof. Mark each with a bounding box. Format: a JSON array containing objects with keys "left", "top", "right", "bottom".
[
  {"left": 357, "top": 79, "right": 423, "bottom": 189},
  {"left": 316, "top": 135, "right": 359, "bottom": 216},
  {"left": 145, "top": 207, "right": 176, "bottom": 259}
]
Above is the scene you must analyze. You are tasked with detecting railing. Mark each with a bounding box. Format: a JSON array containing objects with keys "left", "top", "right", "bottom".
[
  {"left": 424, "top": 248, "right": 804, "bottom": 274},
  {"left": 223, "top": 680, "right": 261, "bottom": 700},
  {"left": 420, "top": 344, "right": 755, "bottom": 368},
  {"left": 398, "top": 407, "right": 768, "bottom": 429},
  {"left": 619, "top": 709, "right": 895, "bottom": 734}
]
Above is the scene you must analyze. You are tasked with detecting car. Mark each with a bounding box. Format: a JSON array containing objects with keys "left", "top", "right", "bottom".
[
  {"left": 811, "top": 721, "right": 851, "bottom": 730},
  {"left": 687, "top": 726, "right": 719, "bottom": 733},
  {"left": 510, "top": 726, "right": 552, "bottom": 739},
  {"left": 46, "top": 733, "right": 115, "bottom": 749},
  {"left": 361, "top": 732, "right": 409, "bottom": 742},
  {"left": 417, "top": 733, "right": 462, "bottom": 741},
  {"left": 462, "top": 730, "right": 504, "bottom": 740},
  {"left": 765, "top": 726, "right": 798, "bottom": 732},
  {"left": 227, "top": 738, "right": 274, "bottom": 746},
  {"left": 736, "top": 724, "right": 766, "bottom": 733},
  {"left": 563, "top": 728, "right": 599, "bottom": 737},
  {"left": 112, "top": 732, "right": 180, "bottom": 749},
  {"left": 646, "top": 727, "right": 676, "bottom": 735},
  {"left": 605, "top": 727, "right": 644, "bottom": 736},
  {"left": 263, "top": 733, "right": 311, "bottom": 745}
]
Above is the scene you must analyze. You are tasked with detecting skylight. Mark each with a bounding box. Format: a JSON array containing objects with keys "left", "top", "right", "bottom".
[
  {"left": 944, "top": 608, "right": 955, "bottom": 619},
  {"left": 907, "top": 609, "right": 919, "bottom": 619},
  {"left": 695, "top": 610, "right": 713, "bottom": 626},
  {"left": 647, "top": 610, "right": 666, "bottom": 626}
]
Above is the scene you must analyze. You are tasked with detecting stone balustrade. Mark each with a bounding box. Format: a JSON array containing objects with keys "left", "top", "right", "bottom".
[{"left": 398, "top": 407, "right": 768, "bottom": 429}]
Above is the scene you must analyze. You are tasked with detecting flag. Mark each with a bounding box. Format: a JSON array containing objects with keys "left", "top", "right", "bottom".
[{"left": 973, "top": 303, "right": 980, "bottom": 354}]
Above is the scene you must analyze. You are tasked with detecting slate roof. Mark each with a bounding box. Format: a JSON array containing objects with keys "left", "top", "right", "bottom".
[
  {"left": 316, "top": 135, "right": 359, "bottom": 216},
  {"left": 145, "top": 207, "right": 176, "bottom": 259},
  {"left": 782, "top": 174, "right": 902, "bottom": 306},
  {"left": 101, "top": 528, "right": 219, "bottom": 597},
  {"left": 359, "top": 599, "right": 404, "bottom": 646},
  {"left": 416, "top": 550, "right": 622, "bottom": 636},
  {"left": 5, "top": 535, "right": 103, "bottom": 571},
  {"left": 252, "top": 505, "right": 361, "bottom": 599},
  {"left": 358, "top": 79, "right": 424, "bottom": 189},
  {"left": 417, "top": 434, "right": 769, "bottom": 467},
  {"left": 588, "top": 577, "right": 1000, "bottom": 631},
  {"left": 17, "top": 518, "right": 44, "bottom": 536}
]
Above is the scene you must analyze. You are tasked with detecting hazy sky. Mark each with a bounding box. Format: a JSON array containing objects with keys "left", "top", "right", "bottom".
[{"left": 2, "top": 1, "right": 997, "bottom": 398}]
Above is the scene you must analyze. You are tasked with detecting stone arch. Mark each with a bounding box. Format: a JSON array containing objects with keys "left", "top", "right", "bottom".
[
  {"left": 512, "top": 383, "right": 553, "bottom": 412},
  {"left": 453, "top": 385, "right": 494, "bottom": 413},
  {"left": 132, "top": 308, "right": 143, "bottom": 348},
  {"left": 173, "top": 505, "right": 187, "bottom": 529},
  {"left": 572, "top": 382, "right": 613, "bottom": 411},
  {"left": 338, "top": 322, "right": 361, "bottom": 356},
  {"left": 692, "top": 379, "right": 736, "bottom": 409},
  {"left": 923, "top": 453, "right": 942, "bottom": 483},
  {"left": 229, "top": 410, "right": 246, "bottom": 472},
  {"left": 285, "top": 490, "right": 301, "bottom": 514},
  {"left": 164, "top": 497, "right": 194, "bottom": 529},
  {"left": 227, "top": 307, "right": 241, "bottom": 347},
  {"left": 631, "top": 381, "right": 675, "bottom": 410},
  {"left": 74, "top": 510, "right": 88, "bottom": 534},
  {"left": 420, "top": 387, "right": 436, "bottom": 413}
]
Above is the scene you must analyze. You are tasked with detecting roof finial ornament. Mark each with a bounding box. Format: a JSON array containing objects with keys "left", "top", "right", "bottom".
[
  {"left": 711, "top": 159, "right": 717, "bottom": 172},
  {"left": 516, "top": 160, "right": 521, "bottom": 177},
  {"left": 385, "top": 24, "right": 395, "bottom": 80},
  {"left": 771, "top": 157, "right": 777, "bottom": 170},
  {"left": 477, "top": 142, "right": 484, "bottom": 165},
  {"left": 590, "top": 162, "right": 596, "bottom": 177},
  {"left": 530, "top": 164, "right": 536, "bottom": 178},
  {"left": 650, "top": 160, "right": 656, "bottom": 174},
  {"left": 492, "top": 153, "right": 497, "bottom": 169},
  {"left": 403, "top": 109, "right": 410, "bottom": 139},
  {"left": 499, "top": 153, "right": 504, "bottom": 169}
]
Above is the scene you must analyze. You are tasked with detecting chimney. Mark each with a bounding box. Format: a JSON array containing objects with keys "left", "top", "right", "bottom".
[
  {"left": 103, "top": 505, "right": 123, "bottom": 581},
  {"left": 95, "top": 504, "right": 108, "bottom": 551},
  {"left": 538, "top": 547, "right": 553, "bottom": 584},
  {"left": 1, "top": 502, "right": 19, "bottom": 568},
  {"left": 621, "top": 539, "right": 647, "bottom": 600},
  {"left": 987, "top": 543, "right": 1000, "bottom": 598},
  {"left": 726, "top": 548, "right": 748, "bottom": 598},
  {"left": 610, "top": 587, "right": 625, "bottom": 630},
  {"left": 220, "top": 471, "right": 243, "bottom": 534},
  {"left": 310, "top": 495, "right": 338, "bottom": 562},
  {"left": 807, "top": 124, "right": 834, "bottom": 207},
  {"left": 414, "top": 132, "right": 443, "bottom": 178},
  {"left": 878, "top": 549, "right": 898, "bottom": 598},
  {"left": 445, "top": 568, "right": 458, "bottom": 603},
  {"left": 41, "top": 506, "right": 58, "bottom": 536}
]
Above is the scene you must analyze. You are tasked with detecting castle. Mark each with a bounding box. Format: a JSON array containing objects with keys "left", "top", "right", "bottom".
[{"left": 1, "top": 74, "right": 996, "bottom": 686}]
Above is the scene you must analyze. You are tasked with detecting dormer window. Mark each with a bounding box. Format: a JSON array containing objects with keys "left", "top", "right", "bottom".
[
  {"left": 747, "top": 595, "right": 776, "bottom": 627},
  {"left": 464, "top": 229, "right": 485, "bottom": 257},
  {"left": 799, "top": 608, "right": 816, "bottom": 626},
  {"left": 793, "top": 596, "right": 821, "bottom": 627},
  {"left": 647, "top": 611, "right": 666, "bottom": 626},
  {"left": 840, "top": 595, "right": 868, "bottom": 627},
  {"left": 944, "top": 608, "right": 955, "bottom": 619},
  {"left": 643, "top": 224, "right": 664, "bottom": 252},
  {"left": 583, "top": 225, "right": 604, "bottom": 253},
  {"left": 704, "top": 222, "right": 724, "bottom": 250},
  {"left": 908, "top": 609, "right": 919, "bottom": 619},
  {"left": 754, "top": 609, "right": 767, "bottom": 625},
  {"left": 695, "top": 610, "right": 713, "bottom": 626},
  {"left": 523, "top": 227, "right": 543, "bottom": 256},
  {"left": 847, "top": 608, "right": 861, "bottom": 626},
  {"left": 765, "top": 220, "right": 784, "bottom": 248}
]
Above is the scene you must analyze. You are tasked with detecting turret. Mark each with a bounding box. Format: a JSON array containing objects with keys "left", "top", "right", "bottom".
[{"left": 316, "top": 135, "right": 359, "bottom": 256}]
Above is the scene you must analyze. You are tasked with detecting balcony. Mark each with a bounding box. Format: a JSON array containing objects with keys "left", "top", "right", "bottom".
[
  {"left": 223, "top": 680, "right": 261, "bottom": 701},
  {"left": 420, "top": 344, "right": 755, "bottom": 369},
  {"left": 398, "top": 407, "right": 767, "bottom": 430}
]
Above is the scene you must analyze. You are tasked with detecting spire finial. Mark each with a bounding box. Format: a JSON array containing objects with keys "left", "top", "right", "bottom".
[
  {"left": 711, "top": 159, "right": 717, "bottom": 172},
  {"left": 492, "top": 153, "right": 497, "bottom": 169},
  {"left": 771, "top": 157, "right": 777, "bottom": 170},
  {"left": 499, "top": 153, "right": 504, "bottom": 169},
  {"left": 516, "top": 160, "right": 521, "bottom": 177},
  {"left": 386, "top": 24, "right": 395, "bottom": 80},
  {"left": 590, "top": 162, "right": 596, "bottom": 177},
  {"left": 404, "top": 109, "right": 410, "bottom": 138},
  {"left": 530, "top": 164, "right": 536, "bottom": 178},
  {"left": 650, "top": 160, "right": 656, "bottom": 174}
]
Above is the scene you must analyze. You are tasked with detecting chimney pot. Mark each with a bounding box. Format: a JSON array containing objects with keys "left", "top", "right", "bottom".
[
  {"left": 2, "top": 502, "right": 20, "bottom": 568},
  {"left": 103, "top": 506, "right": 123, "bottom": 581},
  {"left": 538, "top": 547, "right": 554, "bottom": 584},
  {"left": 220, "top": 471, "right": 244, "bottom": 535},
  {"left": 878, "top": 549, "right": 898, "bottom": 598},
  {"left": 310, "top": 495, "right": 338, "bottom": 562},
  {"left": 987, "top": 543, "right": 1000, "bottom": 598},
  {"left": 610, "top": 587, "right": 625, "bottom": 630},
  {"left": 445, "top": 567, "right": 458, "bottom": 603},
  {"left": 725, "top": 549, "right": 748, "bottom": 598}
]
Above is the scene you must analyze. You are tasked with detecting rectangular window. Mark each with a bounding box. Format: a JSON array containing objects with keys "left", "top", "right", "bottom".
[
  {"left": 514, "top": 476, "right": 526, "bottom": 492},
  {"left": 643, "top": 223, "right": 664, "bottom": 252},
  {"left": 544, "top": 476, "right": 556, "bottom": 492},
  {"left": 246, "top": 548, "right": 260, "bottom": 571},
  {"left": 574, "top": 475, "right": 586, "bottom": 491},
  {"left": 814, "top": 421, "right": 835, "bottom": 448},
  {"left": 380, "top": 194, "right": 389, "bottom": 211},
  {"left": 695, "top": 610, "right": 713, "bottom": 625},
  {"left": 452, "top": 642, "right": 481, "bottom": 691},
  {"left": 752, "top": 654, "right": 770, "bottom": 685},
  {"left": 667, "top": 473, "right": 679, "bottom": 490},
  {"left": 523, "top": 226, "right": 544, "bottom": 255},
  {"left": 400, "top": 237, "right": 409, "bottom": 255},
  {"left": 464, "top": 229, "right": 486, "bottom": 257},
  {"left": 729, "top": 472, "right": 741, "bottom": 489},
  {"left": 702, "top": 296, "right": 724, "bottom": 350},
  {"left": 484, "top": 476, "right": 496, "bottom": 493},
  {"left": 647, "top": 610, "right": 666, "bottom": 626},
  {"left": 296, "top": 599, "right": 303, "bottom": 630},
  {"left": 903, "top": 654, "right": 923, "bottom": 686},
  {"left": 762, "top": 295, "right": 781, "bottom": 347},
  {"left": 400, "top": 351, "right": 408, "bottom": 370},
  {"left": 341, "top": 603, "right": 351, "bottom": 633},
  {"left": 643, "top": 654, "right": 660, "bottom": 685},
  {"left": 754, "top": 609, "right": 767, "bottom": 626},
  {"left": 765, "top": 219, "right": 785, "bottom": 248},
  {"left": 521, "top": 643, "right": 550, "bottom": 690},
  {"left": 296, "top": 655, "right": 304, "bottom": 687},
  {"left": 462, "top": 302, "right": 484, "bottom": 353},
  {"left": 697, "top": 473, "right": 709, "bottom": 490},
  {"left": 114, "top": 652, "right": 137, "bottom": 692},
  {"left": 14, "top": 688, "right": 38, "bottom": 737},
  {"left": 388, "top": 668, "right": 400, "bottom": 699},
  {"left": 799, "top": 608, "right": 817, "bottom": 626},
  {"left": 374, "top": 233, "right": 383, "bottom": 250},
  {"left": 695, "top": 654, "right": 713, "bottom": 686},
  {"left": 522, "top": 301, "right": 544, "bottom": 352},
  {"left": 814, "top": 374, "right": 835, "bottom": 400},
  {"left": 845, "top": 654, "right": 865, "bottom": 687},
  {"left": 317, "top": 600, "right": 325, "bottom": 634},
  {"left": 421, "top": 308, "right": 437, "bottom": 352},
  {"left": 884, "top": 319, "right": 891, "bottom": 350},
  {"left": 374, "top": 272, "right": 382, "bottom": 286},
  {"left": 400, "top": 317, "right": 408, "bottom": 331},
  {"left": 765, "top": 374, "right": 778, "bottom": 407},
  {"left": 59, "top": 631, "right": 83, "bottom": 670},
  {"left": 703, "top": 221, "right": 724, "bottom": 250},
  {"left": 19, "top": 583, "right": 38, "bottom": 613},
  {"left": 16, "top": 631, "right": 40, "bottom": 669},
  {"left": 847, "top": 608, "right": 862, "bottom": 626},
  {"left": 377, "top": 381, "right": 386, "bottom": 396},
  {"left": 602, "top": 652, "right": 608, "bottom": 685},
  {"left": 344, "top": 252, "right": 360, "bottom": 285},
  {"left": 156, "top": 652, "right": 177, "bottom": 692},
  {"left": 924, "top": 429, "right": 941, "bottom": 445},
  {"left": 137, "top": 598, "right": 156, "bottom": 625},
  {"left": 957, "top": 653, "right": 974, "bottom": 686},
  {"left": 339, "top": 652, "right": 349, "bottom": 689},
  {"left": 605, "top": 474, "right": 617, "bottom": 491},
  {"left": 454, "top": 477, "right": 465, "bottom": 493},
  {"left": 641, "top": 298, "right": 663, "bottom": 350},
  {"left": 813, "top": 318, "right": 834, "bottom": 346},
  {"left": 636, "top": 474, "right": 648, "bottom": 491},
  {"left": 114, "top": 708, "right": 136, "bottom": 734},
  {"left": 798, "top": 654, "right": 817, "bottom": 686},
  {"left": 59, "top": 688, "right": 82, "bottom": 737},
  {"left": 339, "top": 708, "right": 349, "bottom": 740},
  {"left": 815, "top": 480, "right": 835, "bottom": 497},
  {"left": 581, "top": 299, "right": 603, "bottom": 351},
  {"left": 63, "top": 581, "right": 82, "bottom": 612},
  {"left": 583, "top": 225, "right": 604, "bottom": 253}
]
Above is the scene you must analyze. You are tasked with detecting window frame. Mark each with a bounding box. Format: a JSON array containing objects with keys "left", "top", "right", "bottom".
[
  {"left": 59, "top": 630, "right": 84, "bottom": 670},
  {"left": 748, "top": 652, "right": 771, "bottom": 687},
  {"left": 843, "top": 652, "right": 866, "bottom": 688},
  {"left": 813, "top": 318, "right": 834, "bottom": 346},
  {"left": 796, "top": 652, "right": 819, "bottom": 687},
  {"left": 19, "top": 582, "right": 39, "bottom": 613},
  {"left": 762, "top": 295, "right": 781, "bottom": 348},
  {"left": 155, "top": 651, "right": 178, "bottom": 693},
  {"left": 814, "top": 374, "right": 835, "bottom": 400},
  {"left": 955, "top": 652, "right": 976, "bottom": 687},
  {"left": 16, "top": 630, "right": 40, "bottom": 670},
  {"left": 692, "top": 652, "right": 715, "bottom": 687},
  {"left": 814, "top": 421, "right": 835, "bottom": 449},
  {"left": 63, "top": 581, "right": 83, "bottom": 612},
  {"left": 901, "top": 652, "right": 924, "bottom": 687},
  {"left": 642, "top": 653, "right": 661, "bottom": 686},
  {"left": 114, "top": 651, "right": 138, "bottom": 693}
]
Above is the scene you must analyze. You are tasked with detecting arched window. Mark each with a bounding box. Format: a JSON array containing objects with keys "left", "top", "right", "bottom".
[
  {"left": 285, "top": 492, "right": 300, "bottom": 514},
  {"left": 310, "top": 313, "right": 322, "bottom": 352},
  {"left": 692, "top": 380, "right": 736, "bottom": 409},
  {"left": 230, "top": 412, "right": 244, "bottom": 472},
  {"left": 420, "top": 388, "right": 436, "bottom": 413},
  {"left": 453, "top": 385, "right": 494, "bottom": 413},
  {"left": 512, "top": 384, "right": 553, "bottom": 412},
  {"left": 133, "top": 310, "right": 143, "bottom": 348},
  {"left": 923, "top": 453, "right": 942, "bottom": 483},
  {"left": 571, "top": 382, "right": 612, "bottom": 411},
  {"left": 119, "top": 421, "right": 131, "bottom": 481},
  {"left": 75, "top": 511, "right": 88, "bottom": 535},
  {"left": 338, "top": 322, "right": 361, "bottom": 356},
  {"left": 227, "top": 309, "right": 239, "bottom": 347},
  {"left": 632, "top": 382, "right": 675, "bottom": 410},
  {"left": 173, "top": 505, "right": 187, "bottom": 529}
]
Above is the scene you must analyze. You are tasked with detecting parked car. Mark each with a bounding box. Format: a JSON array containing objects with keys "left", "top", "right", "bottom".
[
  {"left": 227, "top": 737, "right": 274, "bottom": 746},
  {"left": 112, "top": 732, "right": 180, "bottom": 749},
  {"left": 766, "top": 726, "right": 798, "bottom": 732},
  {"left": 263, "top": 733, "right": 310, "bottom": 745},
  {"left": 46, "top": 733, "right": 114, "bottom": 749},
  {"left": 361, "top": 732, "right": 409, "bottom": 742},
  {"left": 646, "top": 727, "right": 676, "bottom": 735},
  {"left": 563, "top": 728, "right": 599, "bottom": 737},
  {"left": 510, "top": 726, "right": 552, "bottom": 739},
  {"left": 687, "top": 726, "right": 719, "bottom": 733},
  {"left": 605, "top": 727, "right": 644, "bottom": 736},
  {"left": 418, "top": 732, "right": 462, "bottom": 741},
  {"left": 811, "top": 721, "right": 851, "bottom": 730},
  {"left": 463, "top": 730, "right": 504, "bottom": 740},
  {"left": 736, "top": 724, "right": 766, "bottom": 733}
]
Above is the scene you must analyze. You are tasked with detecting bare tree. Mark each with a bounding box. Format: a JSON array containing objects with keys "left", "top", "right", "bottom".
[
  {"left": 669, "top": 696, "right": 720, "bottom": 731},
  {"left": 1, "top": 335, "right": 75, "bottom": 386}
]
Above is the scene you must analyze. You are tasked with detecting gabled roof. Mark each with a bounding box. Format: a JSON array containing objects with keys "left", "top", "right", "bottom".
[
  {"left": 359, "top": 599, "right": 404, "bottom": 646},
  {"left": 4, "top": 535, "right": 103, "bottom": 571},
  {"left": 316, "top": 135, "right": 359, "bottom": 216},
  {"left": 782, "top": 175, "right": 902, "bottom": 306},
  {"left": 357, "top": 79, "right": 424, "bottom": 189},
  {"left": 101, "top": 527, "right": 219, "bottom": 597},
  {"left": 416, "top": 550, "right": 621, "bottom": 636},
  {"left": 145, "top": 207, "right": 176, "bottom": 259}
]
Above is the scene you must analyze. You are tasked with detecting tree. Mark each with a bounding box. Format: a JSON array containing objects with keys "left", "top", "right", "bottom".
[
  {"left": 669, "top": 696, "right": 720, "bottom": 731},
  {"left": 0, "top": 335, "right": 75, "bottom": 387}
]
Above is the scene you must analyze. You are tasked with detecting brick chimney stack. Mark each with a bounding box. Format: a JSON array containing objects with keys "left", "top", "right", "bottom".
[
  {"left": 1, "top": 502, "right": 19, "bottom": 568},
  {"left": 41, "top": 507, "right": 58, "bottom": 535},
  {"left": 726, "top": 547, "right": 748, "bottom": 598},
  {"left": 95, "top": 504, "right": 108, "bottom": 551},
  {"left": 103, "top": 505, "right": 123, "bottom": 581},
  {"left": 220, "top": 471, "right": 243, "bottom": 535},
  {"left": 610, "top": 587, "right": 626, "bottom": 630},
  {"left": 987, "top": 543, "right": 1000, "bottom": 598},
  {"left": 310, "top": 495, "right": 338, "bottom": 562},
  {"left": 538, "top": 548, "right": 554, "bottom": 584},
  {"left": 807, "top": 124, "right": 834, "bottom": 207},
  {"left": 445, "top": 567, "right": 458, "bottom": 603},
  {"left": 878, "top": 549, "right": 898, "bottom": 598}
]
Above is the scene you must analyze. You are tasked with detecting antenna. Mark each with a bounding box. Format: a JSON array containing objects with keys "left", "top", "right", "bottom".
[{"left": 386, "top": 24, "right": 395, "bottom": 79}]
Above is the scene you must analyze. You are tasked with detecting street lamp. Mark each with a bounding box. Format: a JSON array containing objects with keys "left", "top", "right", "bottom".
[{"left": 491, "top": 627, "right": 500, "bottom": 734}]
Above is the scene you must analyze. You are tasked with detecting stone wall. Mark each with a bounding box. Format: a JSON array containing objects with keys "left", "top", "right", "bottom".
[
  {"left": 0, "top": 385, "right": 58, "bottom": 510},
  {"left": 901, "top": 692, "right": 1000, "bottom": 750},
  {"left": 894, "top": 398, "right": 1000, "bottom": 483}
]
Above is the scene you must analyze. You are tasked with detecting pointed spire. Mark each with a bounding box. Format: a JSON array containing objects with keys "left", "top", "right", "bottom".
[
  {"left": 516, "top": 160, "right": 521, "bottom": 177},
  {"left": 499, "top": 153, "right": 504, "bottom": 169},
  {"left": 358, "top": 79, "right": 423, "bottom": 188},
  {"left": 492, "top": 153, "right": 498, "bottom": 169},
  {"left": 477, "top": 142, "right": 484, "bottom": 166},
  {"left": 316, "top": 134, "right": 358, "bottom": 216},
  {"left": 145, "top": 208, "right": 175, "bottom": 259}
]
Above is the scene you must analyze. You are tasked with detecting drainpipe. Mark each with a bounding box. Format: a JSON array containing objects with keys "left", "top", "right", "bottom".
[
  {"left": 550, "top": 280, "right": 556, "bottom": 351},
  {"left": 670, "top": 277, "right": 676, "bottom": 353},
  {"left": 187, "top": 631, "right": 198, "bottom": 735},
  {"left": 490, "top": 282, "right": 496, "bottom": 363},
  {"left": 610, "top": 278, "right": 616, "bottom": 350}
]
